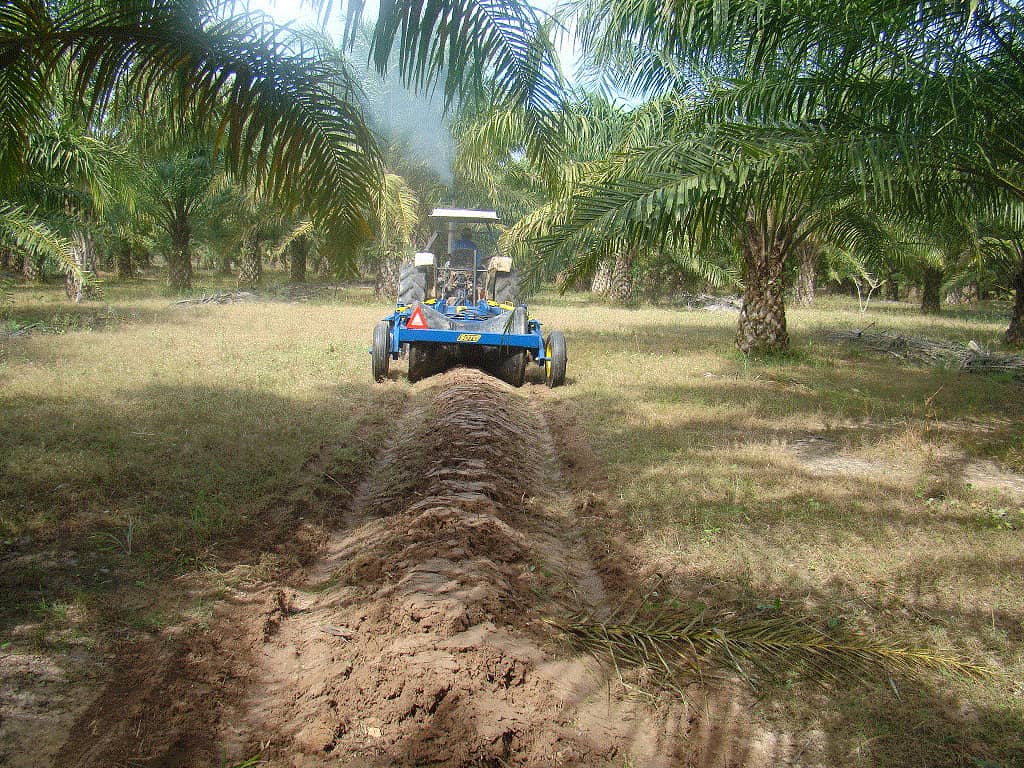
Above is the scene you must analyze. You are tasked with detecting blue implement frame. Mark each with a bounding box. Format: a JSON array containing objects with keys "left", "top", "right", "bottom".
[{"left": 377, "top": 298, "right": 550, "bottom": 367}]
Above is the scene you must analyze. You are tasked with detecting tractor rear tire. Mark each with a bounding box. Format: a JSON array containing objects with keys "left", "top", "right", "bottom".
[
  {"left": 493, "top": 270, "right": 519, "bottom": 305},
  {"left": 398, "top": 265, "right": 427, "bottom": 304},
  {"left": 545, "top": 331, "right": 567, "bottom": 387},
  {"left": 372, "top": 321, "right": 390, "bottom": 382}
]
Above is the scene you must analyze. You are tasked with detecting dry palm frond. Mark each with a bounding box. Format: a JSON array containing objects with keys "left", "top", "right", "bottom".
[
  {"left": 174, "top": 290, "right": 257, "bottom": 306},
  {"left": 826, "top": 328, "right": 1024, "bottom": 376},
  {"left": 550, "top": 602, "right": 988, "bottom": 691}
]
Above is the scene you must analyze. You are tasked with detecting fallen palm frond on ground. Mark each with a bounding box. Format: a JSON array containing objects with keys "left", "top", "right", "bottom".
[
  {"left": 1, "top": 321, "right": 43, "bottom": 337},
  {"left": 551, "top": 600, "right": 988, "bottom": 692},
  {"left": 173, "top": 284, "right": 345, "bottom": 306},
  {"left": 265, "top": 283, "right": 346, "bottom": 301},
  {"left": 826, "top": 326, "right": 1024, "bottom": 376},
  {"left": 174, "top": 291, "right": 258, "bottom": 306},
  {"left": 665, "top": 292, "right": 742, "bottom": 312}
]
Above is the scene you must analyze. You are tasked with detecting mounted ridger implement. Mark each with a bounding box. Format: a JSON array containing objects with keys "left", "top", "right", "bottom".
[{"left": 371, "top": 209, "right": 567, "bottom": 387}]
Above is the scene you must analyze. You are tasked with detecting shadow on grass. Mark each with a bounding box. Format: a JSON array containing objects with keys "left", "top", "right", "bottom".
[{"left": 0, "top": 379, "right": 403, "bottom": 631}]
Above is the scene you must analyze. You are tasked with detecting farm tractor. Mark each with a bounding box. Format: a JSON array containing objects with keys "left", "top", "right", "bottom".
[{"left": 370, "top": 208, "right": 567, "bottom": 387}]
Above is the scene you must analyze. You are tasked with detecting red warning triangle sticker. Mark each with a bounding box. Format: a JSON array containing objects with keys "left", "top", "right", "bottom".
[{"left": 407, "top": 304, "right": 428, "bottom": 329}]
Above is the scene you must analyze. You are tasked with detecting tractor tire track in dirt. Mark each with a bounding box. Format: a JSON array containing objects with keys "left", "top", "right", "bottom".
[{"left": 56, "top": 368, "right": 789, "bottom": 767}]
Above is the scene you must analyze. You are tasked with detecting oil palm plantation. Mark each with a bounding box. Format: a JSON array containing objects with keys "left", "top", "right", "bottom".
[
  {"left": 554, "top": 0, "right": 1024, "bottom": 349},
  {"left": 436, "top": 0, "right": 1024, "bottom": 349},
  {"left": 1, "top": 0, "right": 382, "bottom": 285}
]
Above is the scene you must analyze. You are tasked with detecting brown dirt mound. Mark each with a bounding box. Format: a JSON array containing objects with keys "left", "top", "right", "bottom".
[
  {"left": 219, "top": 369, "right": 681, "bottom": 766},
  {"left": 53, "top": 367, "right": 788, "bottom": 768}
]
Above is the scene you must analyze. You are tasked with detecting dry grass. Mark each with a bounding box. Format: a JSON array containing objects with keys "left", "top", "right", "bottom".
[
  {"left": 2, "top": 276, "right": 1022, "bottom": 766},
  {"left": 0, "top": 272, "right": 394, "bottom": 638},
  {"left": 533, "top": 291, "right": 1024, "bottom": 767}
]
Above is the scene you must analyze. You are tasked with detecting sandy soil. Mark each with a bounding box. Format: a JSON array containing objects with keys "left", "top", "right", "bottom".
[{"left": 7, "top": 368, "right": 801, "bottom": 768}]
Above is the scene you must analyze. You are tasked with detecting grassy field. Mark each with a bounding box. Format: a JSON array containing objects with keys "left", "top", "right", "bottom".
[{"left": 2, "top": 273, "right": 1022, "bottom": 766}]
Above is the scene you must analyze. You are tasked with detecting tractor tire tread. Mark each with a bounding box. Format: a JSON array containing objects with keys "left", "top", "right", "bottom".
[{"left": 398, "top": 264, "right": 427, "bottom": 305}]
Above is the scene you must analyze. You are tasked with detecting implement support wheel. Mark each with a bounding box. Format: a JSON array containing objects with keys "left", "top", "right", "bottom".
[
  {"left": 372, "top": 321, "right": 391, "bottom": 382},
  {"left": 545, "top": 331, "right": 567, "bottom": 388}
]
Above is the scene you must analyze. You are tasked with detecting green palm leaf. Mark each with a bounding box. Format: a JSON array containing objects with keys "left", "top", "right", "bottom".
[{"left": 2, "top": 0, "right": 383, "bottom": 246}]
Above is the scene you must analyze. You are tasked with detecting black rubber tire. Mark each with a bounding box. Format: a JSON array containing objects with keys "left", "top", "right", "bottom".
[
  {"left": 398, "top": 265, "right": 426, "bottom": 304},
  {"left": 545, "top": 331, "right": 567, "bottom": 387},
  {"left": 372, "top": 321, "right": 390, "bottom": 382},
  {"left": 495, "top": 350, "right": 527, "bottom": 387},
  {"left": 408, "top": 343, "right": 445, "bottom": 383},
  {"left": 493, "top": 270, "right": 519, "bottom": 305}
]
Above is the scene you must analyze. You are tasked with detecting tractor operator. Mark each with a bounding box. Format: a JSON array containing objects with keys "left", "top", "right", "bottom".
[{"left": 452, "top": 228, "right": 478, "bottom": 255}]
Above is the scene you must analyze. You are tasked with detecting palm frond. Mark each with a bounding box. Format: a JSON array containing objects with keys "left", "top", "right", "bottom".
[
  {"left": 342, "top": 0, "right": 564, "bottom": 111},
  {"left": 2, "top": 0, "right": 383, "bottom": 247},
  {"left": 0, "top": 202, "right": 76, "bottom": 276},
  {"left": 552, "top": 601, "right": 988, "bottom": 691}
]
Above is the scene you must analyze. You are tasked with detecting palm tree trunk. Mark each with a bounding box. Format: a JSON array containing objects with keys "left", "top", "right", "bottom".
[
  {"left": 921, "top": 266, "right": 943, "bottom": 314},
  {"left": 1, "top": 248, "right": 10, "bottom": 271},
  {"left": 737, "top": 220, "right": 790, "bottom": 354},
  {"left": 591, "top": 260, "right": 612, "bottom": 295},
  {"left": 22, "top": 253, "right": 40, "bottom": 280},
  {"left": 1005, "top": 250, "right": 1024, "bottom": 346},
  {"left": 116, "top": 243, "right": 134, "bottom": 279},
  {"left": 608, "top": 249, "right": 635, "bottom": 303},
  {"left": 886, "top": 275, "right": 900, "bottom": 301},
  {"left": 289, "top": 236, "right": 308, "bottom": 283},
  {"left": 794, "top": 242, "right": 816, "bottom": 306},
  {"left": 218, "top": 253, "right": 233, "bottom": 276},
  {"left": 65, "top": 233, "right": 86, "bottom": 302},
  {"left": 374, "top": 252, "right": 399, "bottom": 297},
  {"left": 65, "top": 232, "right": 98, "bottom": 302},
  {"left": 237, "top": 230, "right": 262, "bottom": 289},
  {"left": 167, "top": 213, "right": 192, "bottom": 292}
]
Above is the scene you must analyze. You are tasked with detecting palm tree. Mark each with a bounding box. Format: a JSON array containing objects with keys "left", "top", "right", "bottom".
[
  {"left": 558, "top": 0, "right": 1024, "bottom": 343},
  {"left": 135, "top": 144, "right": 218, "bottom": 291},
  {"left": 362, "top": 173, "right": 420, "bottom": 297},
  {"left": 1, "top": 98, "right": 125, "bottom": 297},
  {"left": 960, "top": 214, "right": 1024, "bottom": 345},
  {"left": 488, "top": 93, "right": 893, "bottom": 351},
  {"left": 2, "top": 0, "right": 383, "bottom": 278}
]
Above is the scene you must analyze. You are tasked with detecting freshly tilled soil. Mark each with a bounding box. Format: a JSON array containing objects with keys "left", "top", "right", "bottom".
[
  {"left": 219, "top": 369, "right": 677, "bottom": 766},
  {"left": 51, "top": 368, "right": 786, "bottom": 768}
]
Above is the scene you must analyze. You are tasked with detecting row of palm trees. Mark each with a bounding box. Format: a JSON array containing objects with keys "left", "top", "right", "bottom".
[
  {"left": 459, "top": 0, "right": 1024, "bottom": 349},
  {"left": 0, "top": 2, "right": 451, "bottom": 295},
  {"left": 4, "top": 0, "right": 1023, "bottom": 347}
]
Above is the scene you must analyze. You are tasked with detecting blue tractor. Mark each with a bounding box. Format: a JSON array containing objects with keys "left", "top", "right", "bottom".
[{"left": 371, "top": 208, "right": 567, "bottom": 387}]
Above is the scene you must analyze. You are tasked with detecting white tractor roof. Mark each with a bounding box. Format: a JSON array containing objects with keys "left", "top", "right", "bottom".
[{"left": 429, "top": 208, "right": 501, "bottom": 224}]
